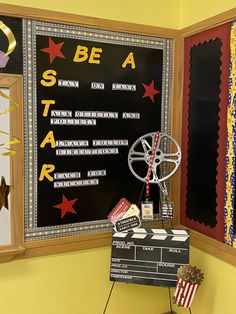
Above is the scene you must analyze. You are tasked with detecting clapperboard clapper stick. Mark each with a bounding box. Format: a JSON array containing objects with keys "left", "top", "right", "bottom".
[{"left": 110, "top": 228, "right": 189, "bottom": 288}]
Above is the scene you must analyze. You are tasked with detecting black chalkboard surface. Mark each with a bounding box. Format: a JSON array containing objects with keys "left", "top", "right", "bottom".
[
  {"left": 186, "top": 39, "right": 222, "bottom": 227},
  {"left": 23, "top": 20, "right": 173, "bottom": 240},
  {"left": 0, "top": 15, "right": 22, "bottom": 74},
  {"left": 36, "top": 36, "right": 163, "bottom": 227}
]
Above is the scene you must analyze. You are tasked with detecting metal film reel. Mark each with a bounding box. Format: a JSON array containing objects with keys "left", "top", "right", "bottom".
[{"left": 128, "top": 132, "right": 181, "bottom": 184}]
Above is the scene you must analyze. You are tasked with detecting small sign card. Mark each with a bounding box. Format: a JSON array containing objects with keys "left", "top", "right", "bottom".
[
  {"left": 141, "top": 201, "right": 154, "bottom": 220},
  {"left": 115, "top": 215, "right": 141, "bottom": 232}
]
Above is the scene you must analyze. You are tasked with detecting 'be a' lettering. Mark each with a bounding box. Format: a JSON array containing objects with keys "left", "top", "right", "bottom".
[{"left": 73, "top": 45, "right": 102, "bottom": 64}]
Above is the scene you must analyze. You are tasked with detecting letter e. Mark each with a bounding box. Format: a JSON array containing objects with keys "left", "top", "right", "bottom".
[{"left": 89, "top": 47, "right": 102, "bottom": 64}]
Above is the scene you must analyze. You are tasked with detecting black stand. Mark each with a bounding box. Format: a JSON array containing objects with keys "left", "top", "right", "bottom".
[
  {"left": 102, "top": 182, "right": 192, "bottom": 314},
  {"left": 102, "top": 281, "right": 116, "bottom": 314}
]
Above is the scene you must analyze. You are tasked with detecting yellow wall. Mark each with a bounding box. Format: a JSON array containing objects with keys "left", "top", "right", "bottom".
[
  {"left": 0, "top": 1, "right": 236, "bottom": 314},
  {"left": 180, "top": 0, "right": 236, "bottom": 28},
  {"left": 0, "top": 0, "right": 180, "bottom": 29},
  {"left": 1, "top": 245, "right": 236, "bottom": 314}
]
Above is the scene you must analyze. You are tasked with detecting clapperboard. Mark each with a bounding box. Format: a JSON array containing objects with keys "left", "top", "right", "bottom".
[{"left": 110, "top": 228, "right": 189, "bottom": 287}]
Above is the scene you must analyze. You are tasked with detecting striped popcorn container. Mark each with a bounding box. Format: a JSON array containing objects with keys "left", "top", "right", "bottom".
[{"left": 173, "top": 265, "right": 204, "bottom": 308}]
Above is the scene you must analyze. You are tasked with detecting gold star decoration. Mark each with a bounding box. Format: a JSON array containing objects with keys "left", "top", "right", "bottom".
[{"left": 0, "top": 176, "right": 10, "bottom": 210}]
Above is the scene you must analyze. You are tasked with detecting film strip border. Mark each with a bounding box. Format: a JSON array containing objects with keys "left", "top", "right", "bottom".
[
  {"left": 224, "top": 21, "right": 236, "bottom": 246},
  {"left": 23, "top": 19, "right": 173, "bottom": 241},
  {"left": 35, "top": 20, "right": 167, "bottom": 48}
]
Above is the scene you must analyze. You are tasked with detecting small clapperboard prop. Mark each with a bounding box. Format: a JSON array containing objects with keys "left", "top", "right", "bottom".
[{"left": 110, "top": 228, "right": 189, "bottom": 287}]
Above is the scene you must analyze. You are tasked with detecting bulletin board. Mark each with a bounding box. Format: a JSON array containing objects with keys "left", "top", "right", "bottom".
[
  {"left": 181, "top": 23, "right": 230, "bottom": 242},
  {"left": 179, "top": 9, "right": 236, "bottom": 266},
  {"left": 24, "top": 20, "right": 173, "bottom": 241},
  {"left": 0, "top": 4, "right": 176, "bottom": 255}
]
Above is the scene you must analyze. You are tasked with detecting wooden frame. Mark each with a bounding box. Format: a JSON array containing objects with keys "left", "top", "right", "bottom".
[
  {"left": 0, "top": 4, "right": 179, "bottom": 260},
  {"left": 181, "top": 23, "right": 230, "bottom": 241},
  {"left": 178, "top": 9, "right": 236, "bottom": 266},
  {"left": 0, "top": 73, "right": 25, "bottom": 262},
  {"left": 24, "top": 18, "right": 173, "bottom": 242}
]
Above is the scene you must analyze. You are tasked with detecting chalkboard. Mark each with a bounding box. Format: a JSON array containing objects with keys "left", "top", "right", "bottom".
[
  {"left": 181, "top": 23, "right": 230, "bottom": 241},
  {"left": 22, "top": 20, "right": 173, "bottom": 241},
  {"left": 186, "top": 38, "right": 222, "bottom": 227},
  {"left": 110, "top": 228, "right": 189, "bottom": 287}
]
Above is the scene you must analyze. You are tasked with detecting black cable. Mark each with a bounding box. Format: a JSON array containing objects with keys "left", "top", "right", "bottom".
[
  {"left": 161, "top": 218, "right": 164, "bottom": 228},
  {"left": 168, "top": 287, "right": 173, "bottom": 314},
  {"left": 137, "top": 181, "right": 146, "bottom": 207},
  {"left": 103, "top": 281, "right": 115, "bottom": 314}
]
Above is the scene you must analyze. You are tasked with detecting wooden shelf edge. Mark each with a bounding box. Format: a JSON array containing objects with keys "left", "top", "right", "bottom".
[
  {"left": 178, "top": 224, "right": 236, "bottom": 266},
  {"left": 15, "top": 232, "right": 112, "bottom": 260},
  {"left": 0, "top": 245, "right": 26, "bottom": 263},
  {"left": 16, "top": 225, "right": 236, "bottom": 266},
  {"left": 4, "top": 227, "right": 236, "bottom": 266}
]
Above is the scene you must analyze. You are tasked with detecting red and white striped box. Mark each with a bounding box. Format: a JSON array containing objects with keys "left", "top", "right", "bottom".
[{"left": 174, "top": 278, "right": 198, "bottom": 308}]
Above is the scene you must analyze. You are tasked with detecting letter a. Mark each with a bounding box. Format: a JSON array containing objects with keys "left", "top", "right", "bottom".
[
  {"left": 40, "top": 131, "right": 56, "bottom": 148},
  {"left": 122, "top": 52, "right": 136, "bottom": 69},
  {"left": 39, "top": 164, "right": 55, "bottom": 182}
]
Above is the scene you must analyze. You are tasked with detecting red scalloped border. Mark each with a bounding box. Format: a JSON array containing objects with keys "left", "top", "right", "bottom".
[{"left": 181, "top": 23, "right": 231, "bottom": 242}]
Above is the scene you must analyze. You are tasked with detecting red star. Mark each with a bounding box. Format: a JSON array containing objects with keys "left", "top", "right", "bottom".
[
  {"left": 54, "top": 194, "right": 78, "bottom": 219},
  {"left": 41, "top": 37, "right": 65, "bottom": 63},
  {"left": 142, "top": 80, "right": 160, "bottom": 103}
]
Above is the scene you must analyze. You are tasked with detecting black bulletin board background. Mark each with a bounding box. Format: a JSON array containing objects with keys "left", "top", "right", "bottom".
[
  {"left": 36, "top": 35, "right": 163, "bottom": 227},
  {"left": 186, "top": 39, "right": 221, "bottom": 228},
  {"left": 0, "top": 15, "right": 22, "bottom": 74}
]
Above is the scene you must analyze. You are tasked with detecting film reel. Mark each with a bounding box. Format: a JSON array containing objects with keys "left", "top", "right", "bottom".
[{"left": 128, "top": 132, "right": 181, "bottom": 185}]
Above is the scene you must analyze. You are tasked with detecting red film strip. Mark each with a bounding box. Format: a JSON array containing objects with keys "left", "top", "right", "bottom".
[{"left": 146, "top": 131, "right": 159, "bottom": 199}]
